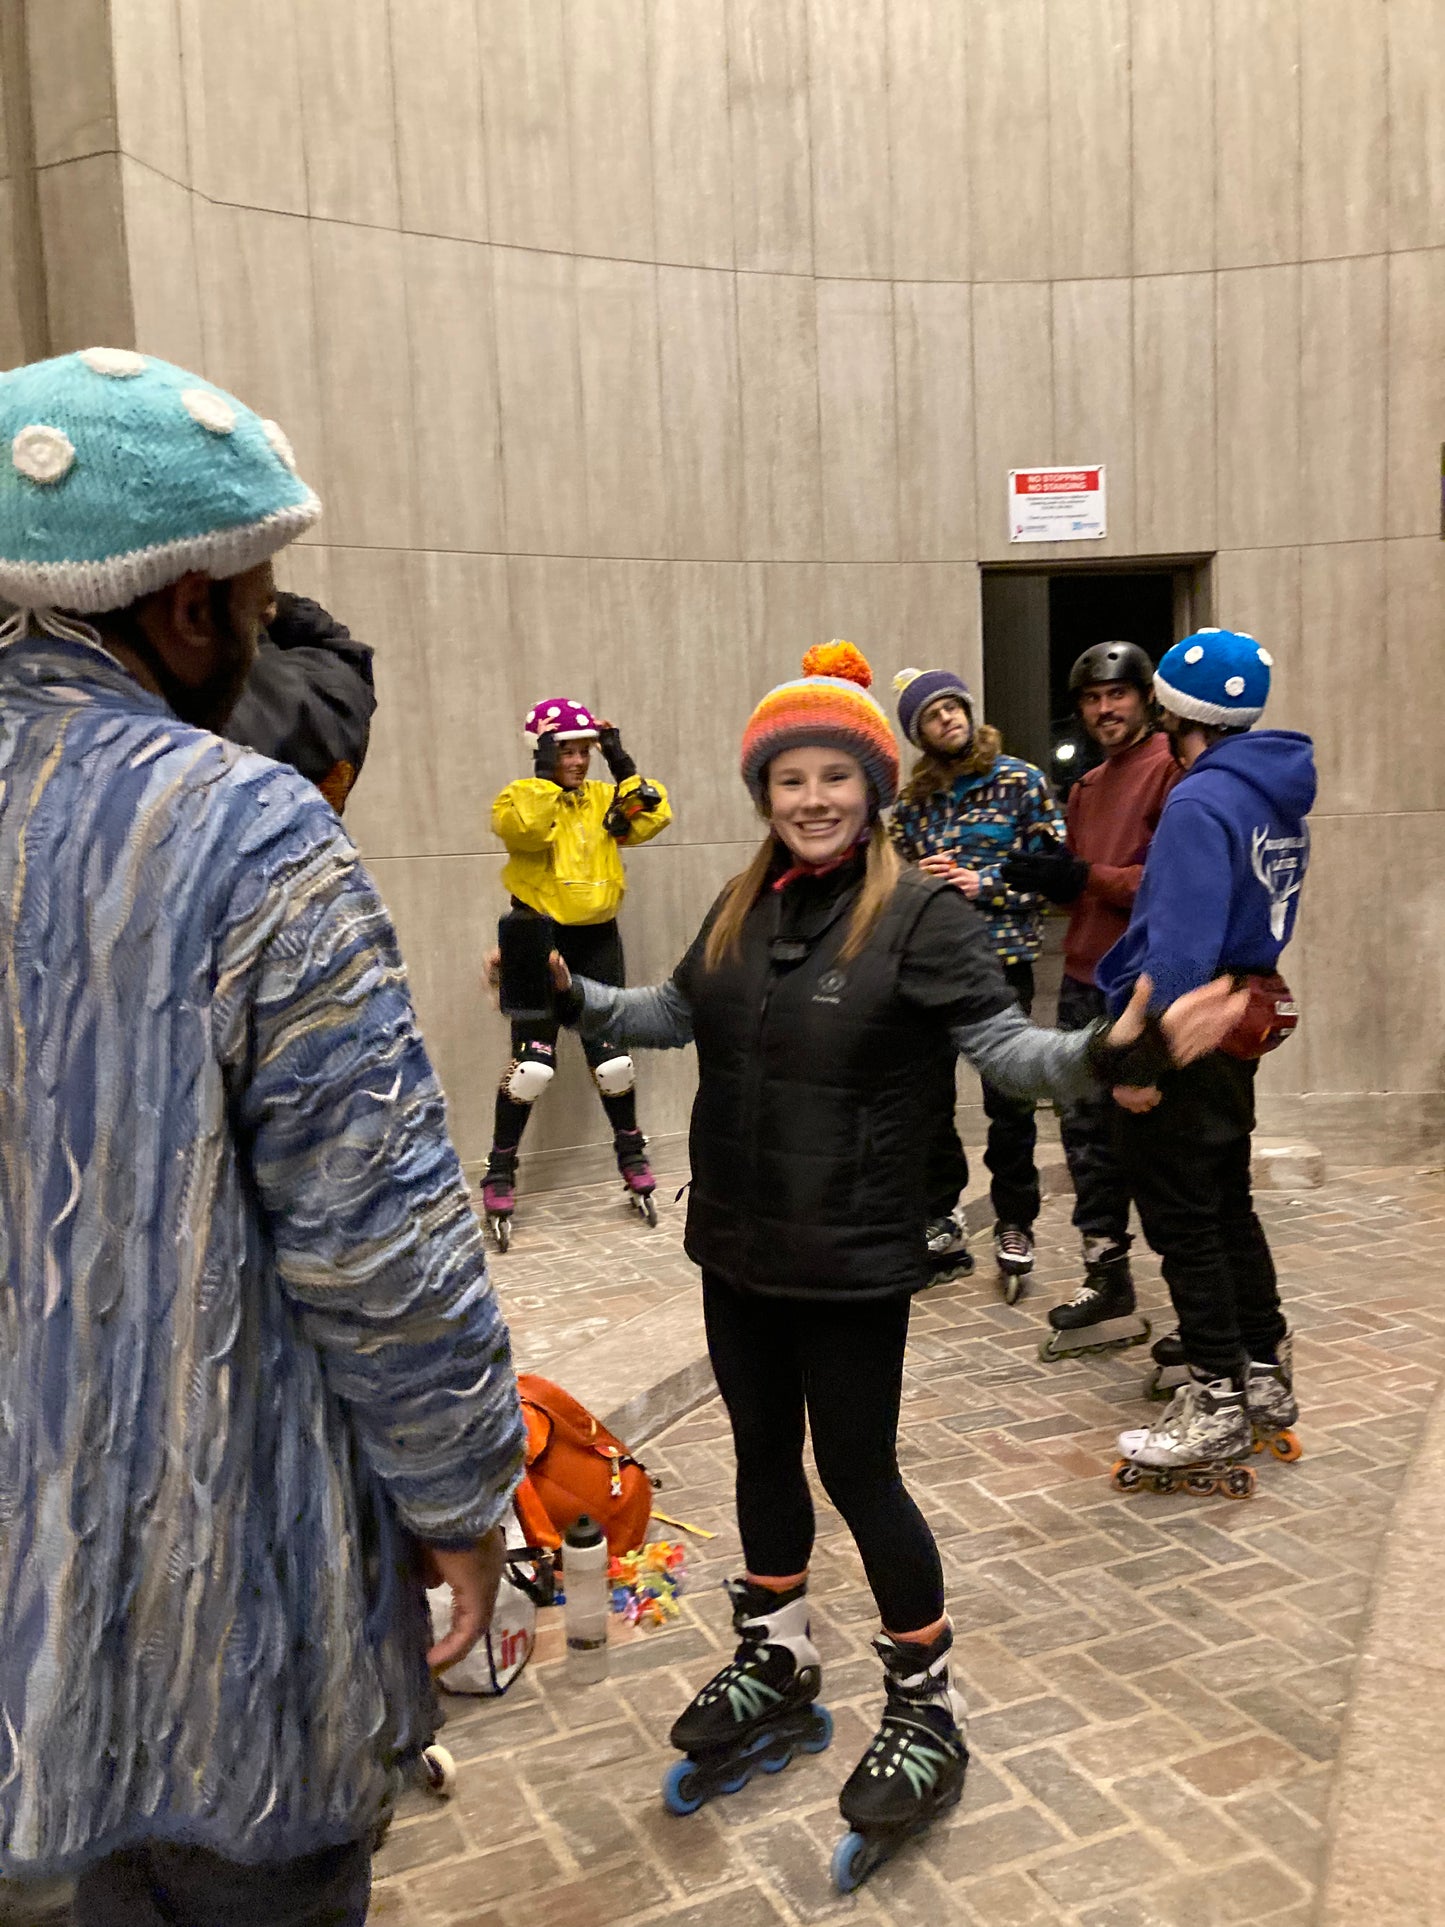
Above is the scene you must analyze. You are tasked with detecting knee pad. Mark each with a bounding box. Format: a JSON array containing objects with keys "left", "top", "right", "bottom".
[
  {"left": 501, "top": 1044, "right": 555, "bottom": 1104},
  {"left": 591, "top": 1053, "right": 635, "bottom": 1097}
]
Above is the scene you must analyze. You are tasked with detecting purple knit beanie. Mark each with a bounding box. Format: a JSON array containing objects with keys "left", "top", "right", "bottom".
[{"left": 893, "top": 667, "right": 974, "bottom": 748}]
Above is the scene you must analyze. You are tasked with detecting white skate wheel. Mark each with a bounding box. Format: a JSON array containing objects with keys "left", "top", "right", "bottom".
[{"left": 421, "top": 1743, "right": 457, "bottom": 1796}]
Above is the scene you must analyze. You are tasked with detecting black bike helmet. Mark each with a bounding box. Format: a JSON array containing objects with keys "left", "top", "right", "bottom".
[{"left": 1068, "top": 640, "right": 1155, "bottom": 698}]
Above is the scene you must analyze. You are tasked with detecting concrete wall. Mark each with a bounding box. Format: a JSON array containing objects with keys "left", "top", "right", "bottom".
[{"left": 4, "top": 2, "right": 1444, "bottom": 1173}]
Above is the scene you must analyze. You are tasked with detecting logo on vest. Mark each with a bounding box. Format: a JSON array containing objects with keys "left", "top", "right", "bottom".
[{"left": 814, "top": 968, "right": 847, "bottom": 1005}]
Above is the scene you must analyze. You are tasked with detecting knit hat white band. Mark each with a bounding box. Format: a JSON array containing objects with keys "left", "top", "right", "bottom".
[
  {"left": 0, "top": 492, "right": 322, "bottom": 615},
  {"left": 1152, "top": 667, "right": 1264, "bottom": 729}
]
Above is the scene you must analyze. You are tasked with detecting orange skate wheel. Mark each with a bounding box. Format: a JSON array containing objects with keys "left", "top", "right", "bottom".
[
  {"left": 1220, "top": 1464, "right": 1256, "bottom": 1500},
  {"left": 1268, "top": 1430, "right": 1303, "bottom": 1463}
]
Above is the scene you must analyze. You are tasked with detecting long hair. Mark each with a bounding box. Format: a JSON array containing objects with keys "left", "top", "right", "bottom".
[
  {"left": 703, "top": 819, "right": 902, "bottom": 971},
  {"left": 900, "top": 721, "right": 1002, "bottom": 807}
]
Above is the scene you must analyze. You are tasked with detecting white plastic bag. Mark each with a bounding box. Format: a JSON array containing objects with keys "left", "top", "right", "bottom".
[{"left": 427, "top": 1519, "right": 541, "bottom": 1697}]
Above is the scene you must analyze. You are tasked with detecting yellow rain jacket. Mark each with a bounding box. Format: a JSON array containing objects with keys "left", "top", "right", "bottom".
[{"left": 493, "top": 774, "right": 672, "bottom": 925}]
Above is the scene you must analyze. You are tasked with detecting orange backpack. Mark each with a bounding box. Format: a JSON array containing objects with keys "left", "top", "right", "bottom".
[{"left": 512, "top": 1375, "right": 654, "bottom": 1566}]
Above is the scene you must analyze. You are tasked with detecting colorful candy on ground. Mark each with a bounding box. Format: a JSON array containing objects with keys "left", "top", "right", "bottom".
[{"left": 609, "top": 1540, "right": 686, "bottom": 1627}]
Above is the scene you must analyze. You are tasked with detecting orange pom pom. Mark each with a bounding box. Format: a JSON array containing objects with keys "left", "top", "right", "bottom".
[{"left": 802, "top": 640, "right": 873, "bottom": 690}]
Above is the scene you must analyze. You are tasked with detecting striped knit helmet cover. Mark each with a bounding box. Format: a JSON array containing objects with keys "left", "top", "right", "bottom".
[{"left": 740, "top": 663, "right": 900, "bottom": 809}]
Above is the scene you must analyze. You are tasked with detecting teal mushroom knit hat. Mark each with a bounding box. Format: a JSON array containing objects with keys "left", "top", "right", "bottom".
[{"left": 0, "top": 348, "right": 321, "bottom": 622}]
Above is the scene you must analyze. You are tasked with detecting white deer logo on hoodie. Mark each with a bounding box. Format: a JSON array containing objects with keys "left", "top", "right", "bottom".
[{"left": 1250, "top": 824, "right": 1308, "bottom": 941}]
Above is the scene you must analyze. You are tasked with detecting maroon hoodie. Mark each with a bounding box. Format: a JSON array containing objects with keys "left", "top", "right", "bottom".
[{"left": 1064, "top": 729, "right": 1178, "bottom": 985}]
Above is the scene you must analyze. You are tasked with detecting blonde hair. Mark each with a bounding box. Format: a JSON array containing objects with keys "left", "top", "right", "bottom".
[
  {"left": 704, "top": 820, "right": 902, "bottom": 971},
  {"left": 900, "top": 722, "right": 1002, "bottom": 807}
]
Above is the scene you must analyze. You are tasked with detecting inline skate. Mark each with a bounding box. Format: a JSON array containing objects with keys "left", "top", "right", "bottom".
[
  {"left": 992, "top": 1221, "right": 1034, "bottom": 1304},
  {"left": 1247, "top": 1330, "right": 1302, "bottom": 1462},
  {"left": 662, "top": 1580, "right": 832, "bottom": 1814},
  {"left": 831, "top": 1623, "right": 969, "bottom": 1892},
  {"left": 1112, "top": 1369, "right": 1257, "bottom": 1499},
  {"left": 1145, "top": 1327, "right": 1189, "bottom": 1400},
  {"left": 615, "top": 1128, "right": 658, "bottom": 1227},
  {"left": 1039, "top": 1241, "right": 1150, "bottom": 1362},
  {"left": 925, "top": 1207, "right": 975, "bottom": 1285},
  {"left": 480, "top": 1147, "right": 517, "bottom": 1252}
]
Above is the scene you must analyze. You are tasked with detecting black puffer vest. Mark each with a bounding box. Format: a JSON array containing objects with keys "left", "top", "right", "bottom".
[{"left": 676, "top": 865, "right": 959, "bottom": 1300}]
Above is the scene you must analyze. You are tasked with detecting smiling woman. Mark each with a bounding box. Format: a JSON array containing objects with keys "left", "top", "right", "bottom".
[
  {"left": 768, "top": 745, "right": 870, "bottom": 864},
  {"left": 541, "top": 640, "right": 1246, "bottom": 1880}
]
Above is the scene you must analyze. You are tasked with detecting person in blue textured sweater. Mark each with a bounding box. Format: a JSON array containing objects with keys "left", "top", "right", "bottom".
[
  {"left": 0, "top": 352, "right": 524, "bottom": 1925},
  {"left": 1099, "top": 629, "right": 1316, "bottom": 1487}
]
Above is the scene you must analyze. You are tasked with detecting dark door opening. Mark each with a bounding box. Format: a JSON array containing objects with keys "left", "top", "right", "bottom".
[{"left": 981, "top": 560, "right": 1210, "bottom": 798}]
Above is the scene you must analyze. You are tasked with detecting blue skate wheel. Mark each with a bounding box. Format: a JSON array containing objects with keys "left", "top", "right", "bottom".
[
  {"left": 717, "top": 1764, "right": 752, "bottom": 1795},
  {"left": 802, "top": 1704, "right": 834, "bottom": 1753},
  {"left": 662, "top": 1758, "right": 706, "bottom": 1816},
  {"left": 831, "top": 1829, "right": 870, "bottom": 1894}
]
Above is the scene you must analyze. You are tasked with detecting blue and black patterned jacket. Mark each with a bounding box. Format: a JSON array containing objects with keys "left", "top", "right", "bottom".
[
  {"left": 0, "top": 636, "right": 524, "bottom": 1878},
  {"left": 890, "top": 755, "right": 1067, "bottom": 966}
]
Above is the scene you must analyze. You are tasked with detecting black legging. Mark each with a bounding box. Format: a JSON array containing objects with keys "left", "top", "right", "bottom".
[
  {"left": 702, "top": 1274, "right": 945, "bottom": 1634},
  {"left": 493, "top": 910, "right": 639, "bottom": 1151}
]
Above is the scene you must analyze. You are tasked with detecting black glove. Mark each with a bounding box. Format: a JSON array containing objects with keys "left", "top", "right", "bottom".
[
  {"left": 596, "top": 724, "right": 637, "bottom": 782},
  {"left": 554, "top": 981, "right": 585, "bottom": 1028},
  {"left": 1085, "top": 1013, "right": 1175, "bottom": 1088},
  {"left": 533, "top": 730, "right": 561, "bottom": 784},
  {"left": 1002, "top": 848, "right": 1090, "bottom": 905}
]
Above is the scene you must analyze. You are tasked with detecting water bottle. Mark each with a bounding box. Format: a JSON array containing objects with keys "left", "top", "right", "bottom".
[{"left": 563, "top": 1516, "right": 610, "bottom": 1684}]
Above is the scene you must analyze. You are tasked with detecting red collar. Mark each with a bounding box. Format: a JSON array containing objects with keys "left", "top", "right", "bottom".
[{"left": 770, "top": 843, "right": 865, "bottom": 893}]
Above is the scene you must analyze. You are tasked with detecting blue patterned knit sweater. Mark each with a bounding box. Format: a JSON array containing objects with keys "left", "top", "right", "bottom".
[
  {"left": 890, "top": 755, "right": 1067, "bottom": 966},
  {"left": 0, "top": 637, "right": 524, "bottom": 1877}
]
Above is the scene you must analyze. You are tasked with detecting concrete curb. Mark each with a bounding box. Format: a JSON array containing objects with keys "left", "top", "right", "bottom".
[{"left": 1314, "top": 1368, "right": 1445, "bottom": 1927}]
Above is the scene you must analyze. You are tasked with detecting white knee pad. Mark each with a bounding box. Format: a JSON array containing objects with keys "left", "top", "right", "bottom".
[
  {"left": 502, "top": 1058, "right": 555, "bottom": 1104},
  {"left": 592, "top": 1054, "right": 636, "bottom": 1097}
]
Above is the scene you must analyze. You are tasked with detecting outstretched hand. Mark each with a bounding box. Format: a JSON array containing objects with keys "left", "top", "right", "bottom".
[
  {"left": 1100, "top": 973, "right": 1249, "bottom": 1109},
  {"left": 1106, "top": 972, "right": 1246, "bottom": 1067},
  {"left": 1158, "top": 975, "right": 1249, "bottom": 1066}
]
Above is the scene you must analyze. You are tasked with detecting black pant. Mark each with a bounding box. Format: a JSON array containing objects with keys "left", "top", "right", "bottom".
[
  {"left": 73, "top": 1839, "right": 370, "bottom": 1927},
  {"left": 702, "top": 1276, "right": 945, "bottom": 1634},
  {"left": 1115, "top": 1053, "right": 1285, "bottom": 1377},
  {"left": 492, "top": 911, "right": 639, "bottom": 1152},
  {"left": 926, "top": 961, "right": 1038, "bottom": 1227},
  {"left": 1056, "top": 974, "right": 1132, "bottom": 1250}
]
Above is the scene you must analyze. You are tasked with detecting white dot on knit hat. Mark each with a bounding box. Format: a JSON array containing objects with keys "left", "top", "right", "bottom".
[
  {"left": 261, "top": 418, "right": 297, "bottom": 472},
  {"left": 1184, "top": 644, "right": 1204, "bottom": 663},
  {"left": 79, "top": 346, "right": 145, "bottom": 378},
  {"left": 545, "top": 705, "right": 561, "bottom": 718},
  {"left": 577, "top": 712, "right": 591, "bottom": 725},
  {"left": 1225, "top": 675, "right": 1246, "bottom": 696},
  {"left": 182, "top": 388, "right": 237, "bottom": 435},
  {"left": 11, "top": 423, "right": 76, "bottom": 485},
  {"left": 1257, "top": 647, "right": 1273, "bottom": 666}
]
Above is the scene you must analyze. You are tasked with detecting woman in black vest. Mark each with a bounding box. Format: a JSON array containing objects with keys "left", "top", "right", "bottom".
[{"left": 550, "top": 644, "right": 1241, "bottom": 1878}]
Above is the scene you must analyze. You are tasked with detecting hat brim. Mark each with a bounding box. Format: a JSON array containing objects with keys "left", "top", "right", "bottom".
[
  {"left": 0, "top": 491, "right": 323, "bottom": 614},
  {"left": 1153, "top": 668, "right": 1263, "bottom": 729}
]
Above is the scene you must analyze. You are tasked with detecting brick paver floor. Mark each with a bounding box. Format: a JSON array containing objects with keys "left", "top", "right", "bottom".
[
  {"left": 481, "top": 1157, "right": 700, "bottom": 1376},
  {"left": 371, "top": 1163, "right": 1445, "bottom": 1927}
]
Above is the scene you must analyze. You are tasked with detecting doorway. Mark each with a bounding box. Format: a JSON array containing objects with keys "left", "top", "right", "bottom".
[{"left": 980, "top": 558, "right": 1212, "bottom": 798}]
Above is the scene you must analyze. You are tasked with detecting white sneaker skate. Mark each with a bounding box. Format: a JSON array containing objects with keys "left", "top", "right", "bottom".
[
  {"left": 1247, "top": 1332, "right": 1301, "bottom": 1462},
  {"left": 1112, "top": 1372, "right": 1256, "bottom": 1499}
]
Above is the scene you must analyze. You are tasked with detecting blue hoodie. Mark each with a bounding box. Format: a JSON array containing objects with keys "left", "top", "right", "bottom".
[{"left": 1096, "top": 730, "right": 1317, "bottom": 1016}]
